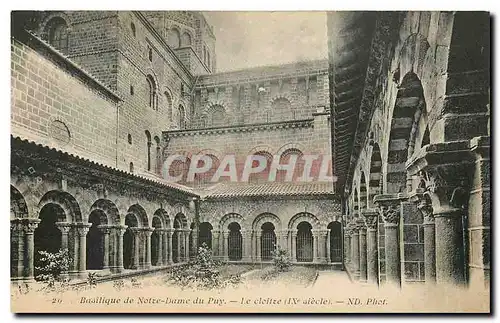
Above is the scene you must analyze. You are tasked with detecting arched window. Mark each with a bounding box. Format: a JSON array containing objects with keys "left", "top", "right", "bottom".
[
  {"left": 181, "top": 32, "right": 192, "bottom": 47},
  {"left": 207, "top": 51, "right": 211, "bottom": 69},
  {"left": 277, "top": 148, "right": 303, "bottom": 182},
  {"left": 167, "top": 28, "right": 181, "bottom": 49},
  {"left": 178, "top": 105, "right": 186, "bottom": 129},
  {"left": 145, "top": 130, "right": 152, "bottom": 172},
  {"left": 228, "top": 222, "right": 242, "bottom": 261},
  {"left": 165, "top": 91, "right": 173, "bottom": 121},
  {"left": 271, "top": 97, "right": 293, "bottom": 121},
  {"left": 207, "top": 105, "right": 226, "bottom": 127},
  {"left": 129, "top": 162, "right": 134, "bottom": 173},
  {"left": 146, "top": 75, "right": 157, "bottom": 110},
  {"left": 45, "top": 17, "right": 69, "bottom": 54},
  {"left": 154, "top": 136, "right": 161, "bottom": 174},
  {"left": 248, "top": 151, "right": 273, "bottom": 184},
  {"left": 148, "top": 47, "right": 153, "bottom": 62},
  {"left": 130, "top": 22, "right": 136, "bottom": 37}
]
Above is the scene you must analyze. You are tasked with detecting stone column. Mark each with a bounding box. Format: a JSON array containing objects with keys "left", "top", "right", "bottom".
[
  {"left": 351, "top": 222, "right": 360, "bottom": 277},
  {"left": 144, "top": 228, "right": 153, "bottom": 268},
  {"left": 256, "top": 232, "right": 262, "bottom": 262},
  {"left": 166, "top": 228, "right": 174, "bottom": 265},
  {"left": 76, "top": 224, "right": 91, "bottom": 276},
  {"left": 279, "top": 230, "right": 288, "bottom": 251},
  {"left": 175, "top": 230, "right": 182, "bottom": 263},
  {"left": 374, "top": 194, "right": 402, "bottom": 286},
  {"left": 115, "top": 226, "right": 126, "bottom": 272},
  {"left": 318, "top": 229, "right": 328, "bottom": 263},
  {"left": 406, "top": 145, "right": 473, "bottom": 286},
  {"left": 358, "top": 217, "right": 368, "bottom": 282},
  {"left": 344, "top": 225, "right": 351, "bottom": 265},
  {"left": 129, "top": 228, "right": 141, "bottom": 269},
  {"left": 10, "top": 219, "right": 24, "bottom": 279},
  {"left": 191, "top": 227, "right": 198, "bottom": 260},
  {"left": 326, "top": 229, "right": 331, "bottom": 263},
  {"left": 241, "top": 230, "right": 251, "bottom": 262},
  {"left": 55, "top": 222, "right": 71, "bottom": 252},
  {"left": 186, "top": 229, "right": 192, "bottom": 262},
  {"left": 156, "top": 229, "right": 163, "bottom": 266},
  {"left": 409, "top": 189, "right": 436, "bottom": 284},
  {"left": 211, "top": 230, "right": 220, "bottom": 260},
  {"left": 311, "top": 230, "right": 318, "bottom": 263},
  {"left": 22, "top": 219, "right": 40, "bottom": 280},
  {"left": 98, "top": 225, "right": 112, "bottom": 270},
  {"left": 290, "top": 230, "right": 297, "bottom": 262},
  {"left": 222, "top": 230, "right": 229, "bottom": 261},
  {"left": 362, "top": 209, "right": 379, "bottom": 285}
]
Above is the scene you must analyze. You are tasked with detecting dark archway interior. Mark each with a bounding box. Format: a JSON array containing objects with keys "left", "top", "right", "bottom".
[
  {"left": 151, "top": 217, "right": 162, "bottom": 266},
  {"left": 34, "top": 204, "right": 64, "bottom": 278},
  {"left": 198, "top": 222, "right": 213, "bottom": 249},
  {"left": 228, "top": 222, "right": 242, "bottom": 261},
  {"left": 87, "top": 210, "right": 105, "bottom": 270},
  {"left": 296, "top": 221, "right": 313, "bottom": 262},
  {"left": 328, "top": 221, "right": 342, "bottom": 262},
  {"left": 123, "top": 214, "right": 138, "bottom": 269},
  {"left": 261, "top": 222, "right": 276, "bottom": 260}
]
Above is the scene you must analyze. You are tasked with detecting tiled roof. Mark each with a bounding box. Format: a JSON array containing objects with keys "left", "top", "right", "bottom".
[
  {"left": 11, "top": 135, "right": 197, "bottom": 197},
  {"left": 201, "top": 182, "right": 335, "bottom": 199}
]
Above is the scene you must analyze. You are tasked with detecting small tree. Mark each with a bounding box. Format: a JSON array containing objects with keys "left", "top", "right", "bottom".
[
  {"left": 35, "top": 249, "right": 71, "bottom": 286},
  {"left": 272, "top": 245, "right": 291, "bottom": 272}
]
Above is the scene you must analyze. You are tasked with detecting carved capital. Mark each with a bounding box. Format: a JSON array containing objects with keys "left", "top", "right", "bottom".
[
  {"left": 115, "top": 225, "right": 127, "bottom": 236},
  {"left": 406, "top": 142, "right": 474, "bottom": 215},
  {"left": 55, "top": 222, "right": 72, "bottom": 234},
  {"left": 374, "top": 194, "right": 401, "bottom": 225},
  {"left": 355, "top": 217, "right": 367, "bottom": 231},
  {"left": 361, "top": 209, "right": 379, "bottom": 230},
  {"left": 98, "top": 225, "right": 114, "bottom": 235},
  {"left": 17, "top": 219, "right": 40, "bottom": 234},
  {"left": 408, "top": 188, "right": 434, "bottom": 224},
  {"left": 75, "top": 224, "right": 91, "bottom": 237}
]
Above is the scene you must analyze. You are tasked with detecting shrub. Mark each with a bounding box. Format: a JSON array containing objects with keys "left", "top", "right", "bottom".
[
  {"left": 272, "top": 245, "right": 291, "bottom": 272},
  {"left": 35, "top": 249, "right": 71, "bottom": 284},
  {"left": 87, "top": 272, "right": 98, "bottom": 287}
]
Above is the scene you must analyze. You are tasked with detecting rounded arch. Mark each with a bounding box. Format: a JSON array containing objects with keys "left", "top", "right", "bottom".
[
  {"left": 386, "top": 72, "right": 425, "bottom": 194},
  {"left": 327, "top": 221, "right": 343, "bottom": 262},
  {"left": 252, "top": 213, "right": 281, "bottom": 231},
  {"left": 90, "top": 199, "right": 121, "bottom": 225},
  {"left": 127, "top": 204, "right": 148, "bottom": 227},
  {"left": 38, "top": 190, "right": 82, "bottom": 223},
  {"left": 395, "top": 33, "right": 431, "bottom": 86},
  {"left": 288, "top": 212, "right": 320, "bottom": 230},
  {"left": 198, "top": 222, "right": 213, "bottom": 249},
  {"left": 153, "top": 208, "right": 170, "bottom": 228},
  {"left": 359, "top": 171, "right": 367, "bottom": 210},
  {"left": 270, "top": 96, "right": 293, "bottom": 121},
  {"left": 368, "top": 142, "right": 383, "bottom": 208},
  {"left": 276, "top": 143, "right": 307, "bottom": 157},
  {"left": 11, "top": 185, "right": 28, "bottom": 219},
  {"left": 167, "top": 27, "right": 181, "bottom": 49},
  {"left": 164, "top": 89, "right": 173, "bottom": 121},
  {"left": 42, "top": 15, "right": 70, "bottom": 53},
  {"left": 176, "top": 104, "right": 186, "bottom": 129},
  {"left": 248, "top": 144, "right": 276, "bottom": 156},
  {"left": 204, "top": 104, "right": 227, "bottom": 127},
  {"left": 146, "top": 74, "right": 158, "bottom": 110},
  {"left": 220, "top": 213, "right": 244, "bottom": 231},
  {"left": 181, "top": 31, "right": 192, "bottom": 47},
  {"left": 173, "top": 213, "right": 188, "bottom": 229}
]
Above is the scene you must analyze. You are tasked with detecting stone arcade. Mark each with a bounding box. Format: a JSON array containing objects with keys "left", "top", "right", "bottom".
[{"left": 10, "top": 11, "right": 489, "bottom": 291}]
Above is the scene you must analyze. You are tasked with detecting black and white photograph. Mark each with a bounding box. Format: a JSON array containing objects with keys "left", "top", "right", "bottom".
[{"left": 8, "top": 9, "right": 491, "bottom": 313}]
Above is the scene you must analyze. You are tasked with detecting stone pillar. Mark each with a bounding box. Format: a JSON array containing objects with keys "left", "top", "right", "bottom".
[
  {"left": 115, "top": 226, "right": 126, "bottom": 272},
  {"left": 256, "top": 232, "right": 262, "bottom": 262},
  {"left": 222, "top": 230, "right": 229, "bottom": 261},
  {"left": 191, "top": 227, "right": 198, "bottom": 260},
  {"left": 406, "top": 145, "right": 474, "bottom": 286},
  {"left": 374, "top": 194, "right": 402, "bottom": 286},
  {"left": 55, "top": 222, "right": 71, "bottom": 252},
  {"left": 351, "top": 223, "right": 360, "bottom": 277},
  {"left": 156, "top": 229, "right": 163, "bottom": 266},
  {"left": 98, "top": 225, "right": 112, "bottom": 270},
  {"left": 241, "top": 230, "right": 251, "bottom": 262},
  {"left": 10, "top": 219, "right": 24, "bottom": 279},
  {"left": 76, "top": 224, "right": 91, "bottom": 276},
  {"left": 22, "top": 219, "right": 40, "bottom": 280},
  {"left": 144, "top": 228, "right": 153, "bottom": 268},
  {"left": 311, "top": 230, "right": 318, "bottom": 263},
  {"left": 362, "top": 209, "right": 379, "bottom": 285},
  {"left": 211, "top": 230, "right": 220, "bottom": 260},
  {"left": 279, "top": 230, "right": 288, "bottom": 251},
  {"left": 175, "top": 230, "right": 181, "bottom": 263},
  {"left": 358, "top": 218, "right": 368, "bottom": 282},
  {"left": 344, "top": 225, "right": 351, "bottom": 265},
  {"left": 186, "top": 229, "right": 192, "bottom": 262},
  {"left": 166, "top": 228, "right": 174, "bottom": 265},
  {"left": 291, "top": 230, "right": 297, "bottom": 262},
  {"left": 326, "top": 229, "right": 331, "bottom": 263}
]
